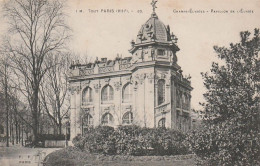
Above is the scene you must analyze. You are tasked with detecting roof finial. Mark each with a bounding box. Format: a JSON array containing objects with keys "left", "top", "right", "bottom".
[{"left": 151, "top": 0, "right": 158, "bottom": 12}]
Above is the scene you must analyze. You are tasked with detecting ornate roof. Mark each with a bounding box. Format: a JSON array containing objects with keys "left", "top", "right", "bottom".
[{"left": 136, "top": 12, "right": 171, "bottom": 44}]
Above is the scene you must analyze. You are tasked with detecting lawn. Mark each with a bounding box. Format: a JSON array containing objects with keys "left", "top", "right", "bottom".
[{"left": 44, "top": 147, "right": 195, "bottom": 166}]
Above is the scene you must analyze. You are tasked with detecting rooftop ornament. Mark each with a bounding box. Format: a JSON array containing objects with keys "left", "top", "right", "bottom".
[{"left": 151, "top": 0, "right": 158, "bottom": 13}]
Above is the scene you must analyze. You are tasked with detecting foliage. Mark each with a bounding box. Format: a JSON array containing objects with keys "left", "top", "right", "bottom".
[
  {"left": 72, "top": 125, "right": 190, "bottom": 156},
  {"left": 188, "top": 29, "right": 260, "bottom": 165},
  {"left": 44, "top": 146, "right": 195, "bottom": 166}
]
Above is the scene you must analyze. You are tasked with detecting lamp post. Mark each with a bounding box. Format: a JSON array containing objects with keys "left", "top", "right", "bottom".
[{"left": 64, "top": 114, "right": 69, "bottom": 147}]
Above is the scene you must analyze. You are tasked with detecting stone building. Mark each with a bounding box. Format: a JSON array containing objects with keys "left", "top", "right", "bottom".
[{"left": 68, "top": 2, "right": 193, "bottom": 141}]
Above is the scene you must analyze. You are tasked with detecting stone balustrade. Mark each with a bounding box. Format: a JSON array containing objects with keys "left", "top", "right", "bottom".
[{"left": 99, "top": 66, "right": 115, "bottom": 73}]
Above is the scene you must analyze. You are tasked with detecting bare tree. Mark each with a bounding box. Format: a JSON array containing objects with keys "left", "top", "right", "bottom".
[
  {"left": 40, "top": 53, "right": 71, "bottom": 135},
  {"left": 1, "top": 0, "right": 70, "bottom": 145},
  {"left": 0, "top": 56, "right": 10, "bottom": 146}
]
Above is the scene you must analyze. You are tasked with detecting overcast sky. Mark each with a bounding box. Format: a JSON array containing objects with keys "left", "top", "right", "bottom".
[{"left": 1, "top": 0, "right": 260, "bottom": 110}]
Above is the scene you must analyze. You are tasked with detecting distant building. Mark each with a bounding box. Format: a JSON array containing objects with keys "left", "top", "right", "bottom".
[{"left": 68, "top": 2, "right": 193, "bottom": 141}]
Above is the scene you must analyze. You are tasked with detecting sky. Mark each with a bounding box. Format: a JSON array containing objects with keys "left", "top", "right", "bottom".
[{"left": 1, "top": 0, "right": 260, "bottom": 109}]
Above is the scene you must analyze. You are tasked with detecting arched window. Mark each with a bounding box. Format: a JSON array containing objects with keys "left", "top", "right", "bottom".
[
  {"left": 158, "top": 118, "right": 166, "bottom": 128},
  {"left": 82, "top": 113, "right": 93, "bottom": 134},
  {"left": 82, "top": 87, "right": 93, "bottom": 105},
  {"left": 101, "top": 113, "right": 114, "bottom": 125},
  {"left": 122, "top": 112, "right": 133, "bottom": 124},
  {"left": 157, "top": 79, "right": 165, "bottom": 105},
  {"left": 101, "top": 85, "right": 114, "bottom": 102},
  {"left": 123, "top": 83, "right": 132, "bottom": 103}
]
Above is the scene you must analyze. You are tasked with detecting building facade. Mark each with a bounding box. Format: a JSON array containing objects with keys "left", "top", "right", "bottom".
[{"left": 68, "top": 6, "right": 193, "bottom": 141}]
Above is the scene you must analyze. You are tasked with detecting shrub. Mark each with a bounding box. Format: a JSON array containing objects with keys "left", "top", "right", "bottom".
[
  {"left": 72, "top": 125, "right": 190, "bottom": 156},
  {"left": 72, "top": 134, "right": 85, "bottom": 150}
]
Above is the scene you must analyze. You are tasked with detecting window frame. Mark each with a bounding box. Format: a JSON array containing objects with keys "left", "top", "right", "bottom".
[
  {"left": 157, "top": 49, "right": 165, "bottom": 56},
  {"left": 122, "top": 83, "right": 133, "bottom": 103},
  {"left": 158, "top": 118, "right": 166, "bottom": 128},
  {"left": 82, "top": 87, "right": 93, "bottom": 105},
  {"left": 101, "top": 85, "right": 114, "bottom": 103},
  {"left": 81, "top": 113, "right": 93, "bottom": 134},
  {"left": 157, "top": 79, "right": 165, "bottom": 106},
  {"left": 122, "top": 111, "right": 133, "bottom": 124},
  {"left": 101, "top": 113, "right": 114, "bottom": 125}
]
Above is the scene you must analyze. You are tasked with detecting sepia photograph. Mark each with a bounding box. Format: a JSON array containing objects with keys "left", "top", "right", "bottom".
[{"left": 0, "top": 0, "right": 259, "bottom": 165}]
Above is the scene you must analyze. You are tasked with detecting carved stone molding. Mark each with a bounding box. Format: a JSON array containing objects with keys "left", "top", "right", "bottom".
[
  {"left": 82, "top": 80, "right": 91, "bottom": 89},
  {"left": 122, "top": 105, "right": 133, "bottom": 113},
  {"left": 104, "top": 78, "right": 110, "bottom": 84},
  {"left": 134, "top": 81, "right": 138, "bottom": 91},
  {"left": 155, "top": 73, "right": 166, "bottom": 81},
  {"left": 119, "top": 63, "right": 132, "bottom": 70},
  {"left": 81, "top": 107, "right": 95, "bottom": 116},
  {"left": 114, "top": 81, "right": 122, "bottom": 91},
  {"left": 125, "top": 75, "right": 132, "bottom": 81},
  {"left": 94, "top": 84, "right": 101, "bottom": 93},
  {"left": 135, "top": 73, "right": 146, "bottom": 84},
  {"left": 99, "top": 66, "right": 114, "bottom": 73},
  {"left": 101, "top": 105, "right": 115, "bottom": 114},
  {"left": 146, "top": 73, "right": 154, "bottom": 83},
  {"left": 79, "top": 69, "right": 94, "bottom": 76},
  {"left": 69, "top": 85, "right": 81, "bottom": 95}
]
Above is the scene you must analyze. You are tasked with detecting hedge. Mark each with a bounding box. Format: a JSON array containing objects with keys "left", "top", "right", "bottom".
[{"left": 72, "top": 125, "right": 190, "bottom": 156}]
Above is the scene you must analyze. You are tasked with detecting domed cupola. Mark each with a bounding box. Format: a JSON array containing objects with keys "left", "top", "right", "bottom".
[
  {"left": 129, "top": 0, "right": 180, "bottom": 64},
  {"left": 136, "top": 12, "right": 171, "bottom": 44}
]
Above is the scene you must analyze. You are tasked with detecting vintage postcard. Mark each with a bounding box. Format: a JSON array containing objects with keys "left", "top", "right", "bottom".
[{"left": 0, "top": 0, "right": 259, "bottom": 165}]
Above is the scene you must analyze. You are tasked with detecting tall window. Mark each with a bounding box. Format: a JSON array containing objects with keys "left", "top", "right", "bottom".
[
  {"left": 182, "top": 94, "right": 189, "bottom": 110},
  {"left": 123, "top": 83, "right": 132, "bottom": 103},
  {"left": 82, "top": 87, "right": 93, "bottom": 105},
  {"left": 82, "top": 113, "right": 93, "bottom": 134},
  {"left": 101, "top": 113, "right": 114, "bottom": 125},
  {"left": 157, "top": 79, "right": 165, "bottom": 105},
  {"left": 122, "top": 112, "right": 133, "bottom": 124},
  {"left": 101, "top": 85, "right": 114, "bottom": 102},
  {"left": 158, "top": 118, "right": 166, "bottom": 128},
  {"left": 176, "top": 91, "right": 181, "bottom": 108},
  {"left": 183, "top": 94, "right": 189, "bottom": 110}
]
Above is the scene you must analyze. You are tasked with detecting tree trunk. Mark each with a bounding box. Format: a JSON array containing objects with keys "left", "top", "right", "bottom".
[
  {"left": 21, "top": 125, "right": 24, "bottom": 146},
  {"left": 11, "top": 120, "right": 14, "bottom": 145},
  {"left": 18, "top": 124, "right": 21, "bottom": 144},
  {"left": 59, "top": 118, "right": 62, "bottom": 135},
  {"left": 4, "top": 64, "right": 9, "bottom": 147},
  {"left": 32, "top": 88, "right": 39, "bottom": 146},
  {"left": 15, "top": 115, "right": 18, "bottom": 144}
]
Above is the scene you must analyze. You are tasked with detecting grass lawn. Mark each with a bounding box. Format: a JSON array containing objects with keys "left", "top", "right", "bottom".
[{"left": 44, "top": 147, "right": 195, "bottom": 166}]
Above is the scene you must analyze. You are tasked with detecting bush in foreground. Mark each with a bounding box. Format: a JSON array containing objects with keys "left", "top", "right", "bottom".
[
  {"left": 44, "top": 146, "right": 195, "bottom": 166},
  {"left": 72, "top": 125, "right": 190, "bottom": 156}
]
